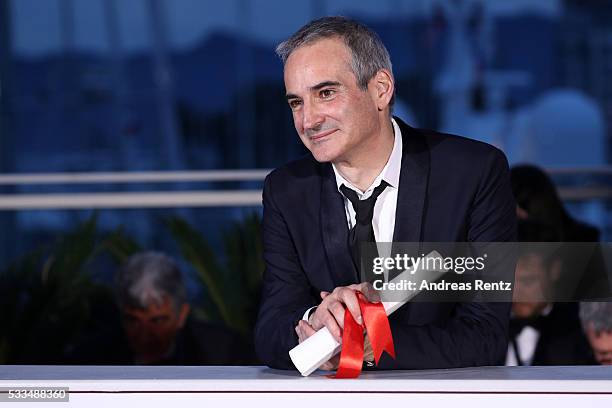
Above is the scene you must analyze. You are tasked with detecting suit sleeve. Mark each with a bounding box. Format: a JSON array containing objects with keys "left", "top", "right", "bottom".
[
  {"left": 377, "top": 147, "right": 517, "bottom": 369},
  {"left": 254, "top": 173, "right": 318, "bottom": 369}
]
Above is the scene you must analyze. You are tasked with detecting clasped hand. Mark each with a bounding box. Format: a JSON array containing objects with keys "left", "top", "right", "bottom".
[{"left": 294, "top": 282, "right": 380, "bottom": 370}]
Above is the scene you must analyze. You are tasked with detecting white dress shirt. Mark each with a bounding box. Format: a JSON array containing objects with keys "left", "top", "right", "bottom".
[
  {"left": 505, "top": 326, "right": 540, "bottom": 366},
  {"left": 332, "top": 118, "right": 403, "bottom": 244},
  {"left": 302, "top": 118, "right": 403, "bottom": 321},
  {"left": 505, "top": 305, "right": 553, "bottom": 366}
]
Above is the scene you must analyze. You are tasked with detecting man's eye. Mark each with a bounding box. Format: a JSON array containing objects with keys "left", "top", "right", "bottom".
[
  {"left": 288, "top": 100, "right": 302, "bottom": 109},
  {"left": 320, "top": 89, "right": 334, "bottom": 99}
]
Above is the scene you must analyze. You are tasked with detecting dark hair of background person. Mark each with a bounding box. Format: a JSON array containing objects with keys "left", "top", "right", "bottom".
[
  {"left": 511, "top": 164, "right": 610, "bottom": 301},
  {"left": 510, "top": 164, "right": 599, "bottom": 242},
  {"left": 517, "top": 219, "right": 562, "bottom": 242},
  {"left": 516, "top": 219, "right": 562, "bottom": 270}
]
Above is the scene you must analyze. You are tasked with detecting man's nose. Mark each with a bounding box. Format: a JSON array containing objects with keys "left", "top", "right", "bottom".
[{"left": 301, "top": 101, "right": 323, "bottom": 131}]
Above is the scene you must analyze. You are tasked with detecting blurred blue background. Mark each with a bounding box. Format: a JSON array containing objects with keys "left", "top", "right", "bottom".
[{"left": 1, "top": 0, "right": 611, "bottom": 290}]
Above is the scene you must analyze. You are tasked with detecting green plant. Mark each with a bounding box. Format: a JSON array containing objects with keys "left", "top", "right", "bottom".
[
  {"left": 0, "top": 215, "right": 139, "bottom": 364},
  {"left": 166, "top": 213, "right": 264, "bottom": 336},
  {"left": 0, "top": 212, "right": 263, "bottom": 363},
  {"left": 222, "top": 213, "right": 264, "bottom": 329}
]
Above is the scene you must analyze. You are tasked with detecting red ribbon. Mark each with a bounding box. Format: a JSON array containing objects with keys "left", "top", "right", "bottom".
[{"left": 330, "top": 292, "right": 396, "bottom": 378}]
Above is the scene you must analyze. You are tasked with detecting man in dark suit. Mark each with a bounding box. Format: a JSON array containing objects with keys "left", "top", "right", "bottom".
[
  {"left": 254, "top": 16, "right": 517, "bottom": 370},
  {"left": 507, "top": 220, "right": 594, "bottom": 366},
  {"left": 68, "top": 251, "right": 253, "bottom": 365}
]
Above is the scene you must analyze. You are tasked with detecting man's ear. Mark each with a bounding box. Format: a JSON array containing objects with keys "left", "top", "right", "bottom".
[
  {"left": 371, "top": 69, "right": 394, "bottom": 111},
  {"left": 177, "top": 303, "right": 190, "bottom": 328}
]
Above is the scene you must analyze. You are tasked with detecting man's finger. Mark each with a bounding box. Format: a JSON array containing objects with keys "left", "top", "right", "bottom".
[
  {"left": 300, "top": 320, "right": 316, "bottom": 337},
  {"left": 319, "top": 311, "right": 343, "bottom": 342},
  {"left": 311, "top": 302, "right": 343, "bottom": 340},
  {"left": 359, "top": 282, "right": 381, "bottom": 302},
  {"left": 295, "top": 322, "right": 304, "bottom": 343},
  {"left": 337, "top": 288, "right": 363, "bottom": 324},
  {"left": 328, "top": 299, "right": 347, "bottom": 329},
  {"left": 348, "top": 282, "right": 380, "bottom": 303},
  {"left": 320, "top": 291, "right": 330, "bottom": 299},
  {"left": 320, "top": 353, "right": 340, "bottom": 371}
]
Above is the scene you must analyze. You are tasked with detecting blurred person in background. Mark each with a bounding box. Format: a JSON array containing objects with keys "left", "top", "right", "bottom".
[
  {"left": 511, "top": 164, "right": 598, "bottom": 241},
  {"left": 69, "top": 251, "right": 253, "bottom": 365},
  {"left": 507, "top": 220, "right": 594, "bottom": 365},
  {"left": 579, "top": 302, "right": 612, "bottom": 365},
  {"left": 115, "top": 251, "right": 252, "bottom": 365},
  {"left": 116, "top": 251, "right": 191, "bottom": 364},
  {"left": 510, "top": 164, "right": 610, "bottom": 300}
]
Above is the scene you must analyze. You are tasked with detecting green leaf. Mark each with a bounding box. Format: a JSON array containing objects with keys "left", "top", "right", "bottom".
[{"left": 166, "top": 216, "right": 248, "bottom": 333}]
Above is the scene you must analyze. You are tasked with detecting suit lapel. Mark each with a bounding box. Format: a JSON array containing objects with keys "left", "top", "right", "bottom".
[
  {"left": 392, "top": 117, "right": 429, "bottom": 244},
  {"left": 320, "top": 163, "right": 359, "bottom": 286}
]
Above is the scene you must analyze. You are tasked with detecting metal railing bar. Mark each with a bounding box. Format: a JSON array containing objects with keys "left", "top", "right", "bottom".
[
  {"left": 0, "top": 187, "right": 610, "bottom": 210},
  {"left": 545, "top": 167, "right": 612, "bottom": 175},
  {"left": 0, "top": 167, "right": 610, "bottom": 186},
  {"left": 0, "top": 170, "right": 272, "bottom": 185},
  {"left": 0, "top": 191, "right": 263, "bottom": 210},
  {"left": 558, "top": 187, "right": 612, "bottom": 201}
]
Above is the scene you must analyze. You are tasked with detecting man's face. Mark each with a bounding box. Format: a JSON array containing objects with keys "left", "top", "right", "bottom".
[
  {"left": 512, "top": 253, "right": 557, "bottom": 319},
  {"left": 121, "top": 297, "right": 189, "bottom": 364},
  {"left": 284, "top": 37, "right": 382, "bottom": 163},
  {"left": 585, "top": 328, "right": 612, "bottom": 365}
]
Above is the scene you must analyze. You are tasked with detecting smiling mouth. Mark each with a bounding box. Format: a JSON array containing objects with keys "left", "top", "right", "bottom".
[{"left": 309, "top": 129, "right": 337, "bottom": 143}]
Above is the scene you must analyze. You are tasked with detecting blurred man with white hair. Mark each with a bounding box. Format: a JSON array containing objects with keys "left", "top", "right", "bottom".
[
  {"left": 580, "top": 302, "right": 612, "bottom": 365},
  {"left": 69, "top": 251, "right": 252, "bottom": 365},
  {"left": 115, "top": 251, "right": 250, "bottom": 365}
]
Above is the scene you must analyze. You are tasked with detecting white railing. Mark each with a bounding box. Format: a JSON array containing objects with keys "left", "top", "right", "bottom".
[
  {"left": 0, "top": 191, "right": 264, "bottom": 210},
  {"left": 0, "top": 170, "right": 271, "bottom": 185},
  {"left": 0, "top": 168, "right": 610, "bottom": 210},
  {"left": 0, "top": 170, "right": 270, "bottom": 210}
]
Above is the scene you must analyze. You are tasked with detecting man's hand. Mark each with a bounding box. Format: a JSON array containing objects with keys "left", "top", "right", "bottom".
[
  {"left": 295, "top": 319, "right": 340, "bottom": 370},
  {"left": 309, "top": 282, "right": 380, "bottom": 342},
  {"left": 294, "top": 282, "right": 379, "bottom": 370}
]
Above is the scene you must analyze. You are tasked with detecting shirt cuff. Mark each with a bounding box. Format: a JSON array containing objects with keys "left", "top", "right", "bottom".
[{"left": 302, "top": 306, "right": 317, "bottom": 322}]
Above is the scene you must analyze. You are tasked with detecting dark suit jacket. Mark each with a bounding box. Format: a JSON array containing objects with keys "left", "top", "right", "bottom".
[
  {"left": 560, "top": 220, "right": 610, "bottom": 301},
  {"left": 66, "top": 315, "right": 254, "bottom": 365},
  {"left": 254, "top": 118, "right": 517, "bottom": 370},
  {"left": 531, "top": 303, "right": 596, "bottom": 365}
]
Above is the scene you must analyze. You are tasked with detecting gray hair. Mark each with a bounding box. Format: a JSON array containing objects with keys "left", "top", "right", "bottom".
[
  {"left": 580, "top": 302, "right": 612, "bottom": 334},
  {"left": 115, "top": 251, "right": 187, "bottom": 312},
  {"left": 276, "top": 16, "right": 395, "bottom": 106}
]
